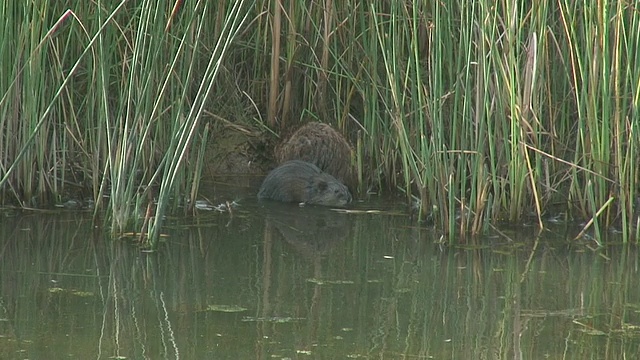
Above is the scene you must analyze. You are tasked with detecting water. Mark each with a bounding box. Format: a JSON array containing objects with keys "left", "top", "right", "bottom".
[{"left": 0, "top": 185, "right": 639, "bottom": 359}]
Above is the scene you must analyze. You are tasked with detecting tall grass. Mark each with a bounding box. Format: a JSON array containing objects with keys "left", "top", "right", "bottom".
[
  {"left": 1, "top": 1, "right": 639, "bottom": 244},
  {"left": 0, "top": 1, "right": 253, "bottom": 247},
  {"left": 251, "top": 1, "right": 639, "bottom": 242}
]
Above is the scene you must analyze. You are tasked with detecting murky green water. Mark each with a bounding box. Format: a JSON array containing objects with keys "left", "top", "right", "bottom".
[{"left": 1, "top": 186, "right": 639, "bottom": 359}]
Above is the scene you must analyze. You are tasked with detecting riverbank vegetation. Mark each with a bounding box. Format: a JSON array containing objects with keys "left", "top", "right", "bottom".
[{"left": 1, "top": 1, "right": 638, "bottom": 245}]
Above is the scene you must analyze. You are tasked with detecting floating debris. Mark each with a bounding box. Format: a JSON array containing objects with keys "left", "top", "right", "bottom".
[
  {"left": 195, "top": 199, "right": 240, "bottom": 212},
  {"left": 241, "top": 316, "right": 305, "bottom": 323},
  {"left": 306, "top": 278, "right": 354, "bottom": 285},
  {"left": 206, "top": 304, "right": 248, "bottom": 313}
]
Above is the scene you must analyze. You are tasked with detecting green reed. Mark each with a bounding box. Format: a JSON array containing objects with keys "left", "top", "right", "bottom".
[
  {"left": 94, "top": 0, "right": 221, "bottom": 240},
  {"left": 556, "top": 0, "right": 640, "bottom": 241},
  {"left": 147, "top": 0, "right": 254, "bottom": 245},
  {"left": 252, "top": 1, "right": 639, "bottom": 242},
  {"left": 0, "top": 3, "right": 69, "bottom": 207},
  {"left": 0, "top": 1, "right": 253, "bottom": 248},
  {"left": 2, "top": 1, "right": 639, "bottom": 244}
]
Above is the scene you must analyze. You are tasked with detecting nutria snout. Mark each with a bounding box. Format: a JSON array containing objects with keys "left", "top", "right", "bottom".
[{"left": 258, "top": 160, "right": 352, "bottom": 207}]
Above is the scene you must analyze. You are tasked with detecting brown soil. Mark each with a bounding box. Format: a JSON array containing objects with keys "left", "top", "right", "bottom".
[{"left": 202, "top": 119, "right": 275, "bottom": 177}]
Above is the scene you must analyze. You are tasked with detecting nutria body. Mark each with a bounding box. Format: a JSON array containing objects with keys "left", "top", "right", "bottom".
[
  {"left": 276, "top": 122, "right": 354, "bottom": 190},
  {"left": 258, "top": 160, "right": 352, "bottom": 207}
]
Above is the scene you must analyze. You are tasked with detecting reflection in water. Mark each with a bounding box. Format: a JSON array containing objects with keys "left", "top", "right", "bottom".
[
  {"left": 263, "top": 203, "right": 351, "bottom": 257},
  {"left": 255, "top": 204, "right": 352, "bottom": 359},
  {"left": 0, "top": 205, "right": 639, "bottom": 359}
]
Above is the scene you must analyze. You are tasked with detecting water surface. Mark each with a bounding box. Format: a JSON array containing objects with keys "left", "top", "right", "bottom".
[{"left": 0, "top": 185, "right": 639, "bottom": 359}]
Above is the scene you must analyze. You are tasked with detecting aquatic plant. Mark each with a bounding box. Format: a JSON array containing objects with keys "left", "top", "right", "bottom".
[
  {"left": 1, "top": 1, "right": 638, "bottom": 244},
  {"left": 0, "top": 1, "right": 253, "bottom": 248},
  {"left": 256, "top": 0, "right": 640, "bottom": 242}
]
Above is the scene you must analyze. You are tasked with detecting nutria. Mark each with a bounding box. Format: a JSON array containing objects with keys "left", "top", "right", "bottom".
[
  {"left": 258, "top": 160, "right": 352, "bottom": 207},
  {"left": 276, "top": 122, "right": 354, "bottom": 190}
]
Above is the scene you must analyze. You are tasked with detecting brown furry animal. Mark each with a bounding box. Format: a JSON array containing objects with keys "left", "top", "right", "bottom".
[
  {"left": 258, "top": 160, "right": 352, "bottom": 207},
  {"left": 276, "top": 122, "right": 354, "bottom": 190}
]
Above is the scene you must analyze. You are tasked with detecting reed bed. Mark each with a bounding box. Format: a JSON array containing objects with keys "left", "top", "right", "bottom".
[{"left": 1, "top": 1, "right": 638, "bottom": 245}]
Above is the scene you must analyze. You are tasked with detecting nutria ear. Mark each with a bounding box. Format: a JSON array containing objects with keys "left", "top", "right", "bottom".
[{"left": 314, "top": 179, "right": 328, "bottom": 191}]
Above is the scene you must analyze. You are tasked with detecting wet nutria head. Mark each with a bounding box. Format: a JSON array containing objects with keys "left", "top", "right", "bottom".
[
  {"left": 306, "top": 172, "right": 352, "bottom": 206},
  {"left": 276, "top": 122, "right": 354, "bottom": 191},
  {"left": 258, "top": 160, "right": 352, "bottom": 207}
]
